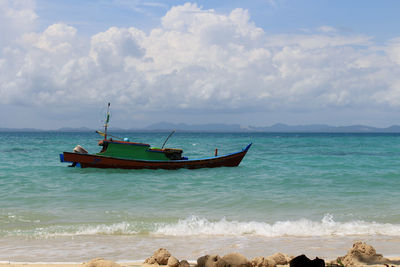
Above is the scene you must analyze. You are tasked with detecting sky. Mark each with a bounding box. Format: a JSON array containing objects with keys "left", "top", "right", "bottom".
[{"left": 1, "top": 0, "right": 400, "bottom": 129}]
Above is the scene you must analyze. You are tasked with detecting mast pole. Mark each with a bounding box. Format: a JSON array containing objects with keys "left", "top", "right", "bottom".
[
  {"left": 104, "top": 102, "right": 110, "bottom": 140},
  {"left": 161, "top": 130, "right": 176, "bottom": 149}
]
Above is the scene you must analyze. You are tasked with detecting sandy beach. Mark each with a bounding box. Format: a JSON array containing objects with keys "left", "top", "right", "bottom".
[
  {"left": 0, "top": 264, "right": 174, "bottom": 267},
  {"left": 1, "top": 241, "right": 400, "bottom": 267},
  {"left": 1, "top": 261, "right": 400, "bottom": 267},
  {"left": 0, "top": 264, "right": 148, "bottom": 267}
]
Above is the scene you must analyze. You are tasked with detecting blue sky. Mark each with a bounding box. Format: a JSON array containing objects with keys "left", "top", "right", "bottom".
[
  {"left": 1, "top": 0, "right": 400, "bottom": 129},
  {"left": 35, "top": 0, "right": 400, "bottom": 41}
]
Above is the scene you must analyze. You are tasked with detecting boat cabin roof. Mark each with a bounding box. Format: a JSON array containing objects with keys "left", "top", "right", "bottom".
[{"left": 99, "top": 139, "right": 150, "bottom": 147}]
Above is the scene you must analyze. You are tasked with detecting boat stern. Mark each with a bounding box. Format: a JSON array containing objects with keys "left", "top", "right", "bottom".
[{"left": 59, "top": 153, "right": 81, "bottom": 167}]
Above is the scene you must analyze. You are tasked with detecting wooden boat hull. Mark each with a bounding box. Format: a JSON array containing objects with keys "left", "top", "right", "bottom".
[{"left": 60, "top": 143, "right": 252, "bottom": 170}]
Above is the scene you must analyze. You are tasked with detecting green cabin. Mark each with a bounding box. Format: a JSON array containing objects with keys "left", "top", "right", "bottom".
[{"left": 96, "top": 140, "right": 184, "bottom": 161}]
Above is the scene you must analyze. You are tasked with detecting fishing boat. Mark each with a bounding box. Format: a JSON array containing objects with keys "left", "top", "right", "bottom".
[{"left": 59, "top": 103, "right": 252, "bottom": 170}]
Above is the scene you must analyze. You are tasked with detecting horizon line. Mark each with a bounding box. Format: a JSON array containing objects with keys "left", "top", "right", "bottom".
[{"left": 2, "top": 122, "right": 400, "bottom": 133}]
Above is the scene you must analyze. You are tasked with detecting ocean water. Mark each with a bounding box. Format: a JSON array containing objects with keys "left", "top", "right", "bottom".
[{"left": 1, "top": 132, "right": 400, "bottom": 262}]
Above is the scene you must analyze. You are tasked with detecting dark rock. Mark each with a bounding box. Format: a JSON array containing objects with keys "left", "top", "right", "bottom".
[{"left": 290, "top": 254, "right": 325, "bottom": 267}]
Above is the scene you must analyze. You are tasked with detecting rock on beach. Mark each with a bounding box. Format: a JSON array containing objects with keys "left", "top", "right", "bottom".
[
  {"left": 222, "top": 253, "right": 251, "bottom": 267},
  {"left": 197, "top": 254, "right": 228, "bottom": 267},
  {"left": 336, "top": 241, "right": 390, "bottom": 266},
  {"left": 84, "top": 258, "right": 121, "bottom": 267},
  {"left": 167, "top": 256, "right": 180, "bottom": 267},
  {"left": 144, "top": 248, "right": 172, "bottom": 265}
]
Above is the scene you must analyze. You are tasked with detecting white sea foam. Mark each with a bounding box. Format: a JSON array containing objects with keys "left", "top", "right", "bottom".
[
  {"left": 152, "top": 214, "right": 400, "bottom": 237},
  {"left": 7, "top": 222, "right": 138, "bottom": 238},
  {"left": 73, "top": 222, "right": 138, "bottom": 236},
  {"left": 4, "top": 214, "right": 400, "bottom": 238}
]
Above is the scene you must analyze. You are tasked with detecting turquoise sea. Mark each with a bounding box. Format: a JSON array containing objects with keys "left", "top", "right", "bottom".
[{"left": 1, "top": 132, "right": 400, "bottom": 262}]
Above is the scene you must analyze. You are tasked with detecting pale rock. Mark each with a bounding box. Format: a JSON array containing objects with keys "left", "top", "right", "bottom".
[
  {"left": 178, "top": 260, "right": 190, "bottom": 267},
  {"left": 250, "top": 256, "right": 264, "bottom": 267},
  {"left": 222, "top": 253, "right": 251, "bottom": 267},
  {"left": 144, "top": 256, "right": 159, "bottom": 265},
  {"left": 250, "top": 256, "right": 275, "bottom": 267},
  {"left": 168, "top": 256, "right": 179, "bottom": 267},
  {"left": 336, "top": 241, "right": 390, "bottom": 266},
  {"left": 197, "top": 254, "right": 228, "bottom": 267},
  {"left": 154, "top": 248, "right": 172, "bottom": 265},
  {"left": 84, "top": 258, "right": 121, "bottom": 267},
  {"left": 268, "top": 253, "right": 290, "bottom": 265}
]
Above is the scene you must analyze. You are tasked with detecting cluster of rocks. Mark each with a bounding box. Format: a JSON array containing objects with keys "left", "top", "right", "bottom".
[
  {"left": 251, "top": 252, "right": 292, "bottom": 267},
  {"left": 198, "top": 252, "right": 292, "bottom": 267},
  {"left": 144, "top": 249, "right": 292, "bottom": 267},
  {"left": 82, "top": 241, "right": 398, "bottom": 267}
]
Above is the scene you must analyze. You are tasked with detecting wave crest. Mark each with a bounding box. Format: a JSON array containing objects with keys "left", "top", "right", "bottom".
[
  {"left": 8, "top": 222, "right": 138, "bottom": 238},
  {"left": 153, "top": 215, "right": 400, "bottom": 237},
  {"left": 3, "top": 215, "right": 400, "bottom": 238}
]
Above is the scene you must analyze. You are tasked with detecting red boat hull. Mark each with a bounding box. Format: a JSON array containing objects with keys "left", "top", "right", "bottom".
[{"left": 61, "top": 143, "right": 252, "bottom": 170}]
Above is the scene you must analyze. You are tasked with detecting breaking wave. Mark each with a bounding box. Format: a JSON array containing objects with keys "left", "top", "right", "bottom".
[
  {"left": 6, "top": 222, "right": 138, "bottom": 238},
  {"left": 3, "top": 215, "right": 400, "bottom": 238},
  {"left": 153, "top": 215, "right": 400, "bottom": 237}
]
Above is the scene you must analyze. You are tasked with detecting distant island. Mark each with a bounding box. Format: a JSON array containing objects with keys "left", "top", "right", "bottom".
[{"left": 2, "top": 122, "right": 400, "bottom": 133}]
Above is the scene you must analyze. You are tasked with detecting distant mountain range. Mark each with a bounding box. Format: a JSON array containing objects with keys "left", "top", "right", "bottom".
[
  {"left": 143, "top": 122, "right": 246, "bottom": 132},
  {"left": 143, "top": 122, "right": 400, "bottom": 132},
  {"left": 2, "top": 123, "right": 400, "bottom": 133},
  {"left": 248, "top": 123, "right": 400, "bottom": 133}
]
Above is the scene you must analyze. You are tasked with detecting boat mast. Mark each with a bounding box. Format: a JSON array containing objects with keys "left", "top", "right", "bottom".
[
  {"left": 161, "top": 130, "right": 175, "bottom": 149},
  {"left": 104, "top": 102, "right": 110, "bottom": 140}
]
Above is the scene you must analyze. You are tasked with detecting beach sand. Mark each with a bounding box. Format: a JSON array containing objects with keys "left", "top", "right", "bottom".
[
  {"left": 1, "top": 264, "right": 144, "bottom": 267},
  {"left": 0, "top": 251, "right": 400, "bottom": 267},
  {"left": 2, "top": 262, "right": 400, "bottom": 267},
  {"left": 2, "top": 241, "right": 400, "bottom": 267},
  {"left": 2, "top": 264, "right": 83, "bottom": 267},
  {"left": 5, "top": 263, "right": 400, "bottom": 267},
  {"left": 1, "top": 264, "right": 152, "bottom": 267}
]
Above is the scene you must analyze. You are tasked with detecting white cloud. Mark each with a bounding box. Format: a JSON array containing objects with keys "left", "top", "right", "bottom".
[
  {"left": 387, "top": 37, "right": 400, "bottom": 65},
  {"left": 0, "top": 0, "right": 38, "bottom": 47},
  {"left": 90, "top": 26, "right": 145, "bottom": 69},
  {"left": 267, "top": 33, "right": 372, "bottom": 49},
  {"left": 35, "top": 24, "right": 77, "bottom": 53},
  {"left": 1, "top": 1, "right": 400, "bottom": 125}
]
